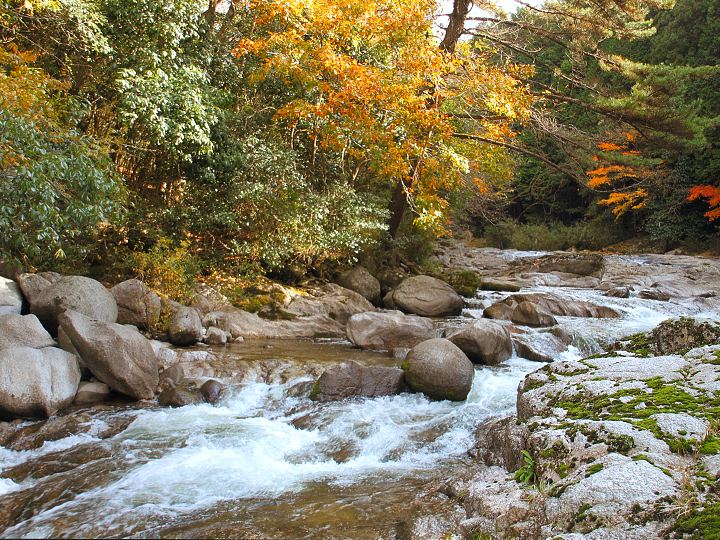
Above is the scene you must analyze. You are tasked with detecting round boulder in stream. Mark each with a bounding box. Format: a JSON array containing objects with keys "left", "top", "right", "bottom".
[
  {"left": 392, "top": 275, "right": 463, "bottom": 317},
  {"left": 447, "top": 319, "right": 512, "bottom": 365},
  {"left": 401, "top": 338, "right": 473, "bottom": 401}
]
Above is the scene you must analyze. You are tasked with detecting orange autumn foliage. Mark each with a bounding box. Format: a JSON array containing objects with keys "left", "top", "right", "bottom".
[
  {"left": 233, "top": 0, "right": 534, "bottom": 233},
  {"left": 687, "top": 185, "right": 720, "bottom": 220},
  {"left": 586, "top": 131, "right": 652, "bottom": 216}
]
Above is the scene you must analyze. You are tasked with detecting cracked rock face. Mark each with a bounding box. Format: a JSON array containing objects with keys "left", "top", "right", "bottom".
[{"left": 454, "top": 330, "right": 720, "bottom": 540}]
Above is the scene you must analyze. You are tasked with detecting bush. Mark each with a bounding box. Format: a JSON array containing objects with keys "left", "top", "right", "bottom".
[
  {"left": 129, "top": 238, "right": 199, "bottom": 302},
  {"left": 482, "top": 219, "right": 615, "bottom": 251}
]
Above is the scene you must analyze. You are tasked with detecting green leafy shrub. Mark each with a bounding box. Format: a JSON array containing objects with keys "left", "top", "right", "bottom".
[
  {"left": 483, "top": 219, "right": 615, "bottom": 251},
  {"left": 0, "top": 48, "right": 124, "bottom": 268},
  {"left": 129, "top": 238, "right": 199, "bottom": 302},
  {"left": 514, "top": 450, "right": 537, "bottom": 484}
]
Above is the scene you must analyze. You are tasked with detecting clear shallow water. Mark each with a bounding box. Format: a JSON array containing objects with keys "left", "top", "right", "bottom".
[{"left": 1, "top": 268, "right": 716, "bottom": 539}]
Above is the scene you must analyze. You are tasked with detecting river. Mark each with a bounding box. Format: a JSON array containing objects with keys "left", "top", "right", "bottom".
[{"left": 0, "top": 254, "right": 716, "bottom": 539}]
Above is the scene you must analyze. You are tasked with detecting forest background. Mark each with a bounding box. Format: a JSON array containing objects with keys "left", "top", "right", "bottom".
[{"left": 1, "top": 0, "right": 719, "bottom": 301}]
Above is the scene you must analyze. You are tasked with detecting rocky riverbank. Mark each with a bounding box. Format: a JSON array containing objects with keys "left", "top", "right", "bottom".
[{"left": 2, "top": 241, "right": 720, "bottom": 539}]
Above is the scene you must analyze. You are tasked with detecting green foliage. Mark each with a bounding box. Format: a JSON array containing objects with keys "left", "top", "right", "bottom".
[
  {"left": 482, "top": 219, "right": 617, "bottom": 251},
  {"left": 514, "top": 450, "right": 537, "bottom": 484},
  {"left": 671, "top": 501, "right": 720, "bottom": 540},
  {"left": 128, "top": 237, "right": 199, "bottom": 302},
  {"left": 0, "top": 48, "right": 124, "bottom": 268}
]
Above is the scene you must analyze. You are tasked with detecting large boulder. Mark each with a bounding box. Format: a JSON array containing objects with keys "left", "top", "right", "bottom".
[
  {"left": 511, "top": 301, "right": 558, "bottom": 328},
  {"left": 59, "top": 310, "right": 159, "bottom": 400},
  {"left": 531, "top": 253, "right": 605, "bottom": 278},
  {"left": 0, "top": 346, "right": 81, "bottom": 418},
  {"left": 392, "top": 275, "right": 464, "bottom": 317},
  {"left": 15, "top": 273, "right": 53, "bottom": 306},
  {"left": 0, "top": 276, "right": 22, "bottom": 316},
  {"left": 31, "top": 276, "right": 118, "bottom": 335},
  {"left": 310, "top": 360, "right": 406, "bottom": 402},
  {"left": 0, "top": 313, "right": 56, "bottom": 349},
  {"left": 447, "top": 319, "right": 513, "bottom": 365},
  {"left": 486, "top": 292, "right": 618, "bottom": 323},
  {"left": 168, "top": 307, "right": 203, "bottom": 346},
  {"left": 401, "top": 338, "right": 474, "bottom": 401},
  {"left": 283, "top": 283, "right": 375, "bottom": 325},
  {"left": 110, "top": 279, "right": 161, "bottom": 330},
  {"left": 346, "top": 311, "right": 435, "bottom": 351},
  {"left": 335, "top": 267, "right": 381, "bottom": 304}
]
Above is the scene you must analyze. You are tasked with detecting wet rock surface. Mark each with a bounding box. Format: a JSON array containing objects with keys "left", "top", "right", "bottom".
[
  {"left": 439, "top": 319, "right": 720, "bottom": 540},
  {"left": 310, "top": 360, "right": 406, "bottom": 402}
]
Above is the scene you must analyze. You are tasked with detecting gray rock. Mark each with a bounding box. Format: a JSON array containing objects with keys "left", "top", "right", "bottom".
[
  {"left": 36, "top": 271, "right": 62, "bottom": 284},
  {"left": 382, "top": 290, "right": 398, "bottom": 309},
  {"left": 158, "top": 364, "right": 185, "bottom": 387},
  {"left": 0, "top": 276, "right": 22, "bottom": 316},
  {"left": 346, "top": 311, "right": 435, "bottom": 351},
  {"left": 31, "top": 276, "right": 118, "bottom": 335},
  {"left": 401, "top": 338, "right": 473, "bottom": 401},
  {"left": 447, "top": 319, "right": 513, "bottom": 365},
  {"left": 204, "top": 326, "right": 227, "bottom": 345},
  {"left": 190, "top": 293, "right": 212, "bottom": 315},
  {"left": 604, "top": 286, "right": 630, "bottom": 298},
  {"left": 480, "top": 279, "right": 522, "bottom": 292},
  {"left": 283, "top": 283, "right": 375, "bottom": 325},
  {"left": 376, "top": 267, "right": 407, "bottom": 295},
  {"left": 335, "top": 267, "right": 381, "bottom": 304},
  {"left": 0, "top": 346, "right": 81, "bottom": 418},
  {"left": 533, "top": 253, "right": 605, "bottom": 278},
  {"left": 483, "top": 302, "right": 514, "bottom": 320},
  {"left": 469, "top": 413, "right": 530, "bottom": 472},
  {"left": 0, "top": 313, "right": 55, "bottom": 349},
  {"left": 156, "top": 346, "right": 180, "bottom": 369},
  {"left": 513, "top": 339, "right": 553, "bottom": 363},
  {"left": 202, "top": 312, "right": 244, "bottom": 340},
  {"left": 168, "top": 307, "right": 203, "bottom": 346},
  {"left": 511, "top": 301, "right": 557, "bottom": 327},
  {"left": 73, "top": 381, "right": 111, "bottom": 405},
  {"left": 489, "top": 292, "right": 619, "bottom": 320},
  {"left": 59, "top": 310, "right": 159, "bottom": 400},
  {"left": 16, "top": 273, "right": 53, "bottom": 306},
  {"left": 158, "top": 386, "right": 203, "bottom": 407},
  {"left": 638, "top": 288, "right": 670, "bottom": 301},
  {"left": 110, "top": 279, "right": 161, "bottom": 330},
  {"left": 310, "top": 360, "right": 406, "bottom": 402},
  {"left": 392, "top": 275, "right": 464, "bottom": 317}
]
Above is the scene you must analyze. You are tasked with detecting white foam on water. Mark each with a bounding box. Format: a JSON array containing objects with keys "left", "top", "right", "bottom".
[
  {"left": 0, "top": 478, "right": 20, "bottom": 496},
  {"left": 1, "top": 358, "right": 540, "bottom": 539}
]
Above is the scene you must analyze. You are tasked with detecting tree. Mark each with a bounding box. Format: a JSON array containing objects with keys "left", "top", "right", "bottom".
[
  {"left": 233, "top": 0, "right": 534, "bottom": 238},
  {"left": 0, "top": 44, "right": 124, "bottom": 267},
  {"left": 448, "top": 0, "right": 718, "bottom": 227}
]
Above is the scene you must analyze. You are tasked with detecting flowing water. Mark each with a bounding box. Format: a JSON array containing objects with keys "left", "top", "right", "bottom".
[{"left": 1, "top": 257, "right": 717, "bottom": 539}]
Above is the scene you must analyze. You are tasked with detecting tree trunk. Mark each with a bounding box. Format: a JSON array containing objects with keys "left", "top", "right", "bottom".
[{"left": 387, "top": 177, "right": 413, "bottom": 238}]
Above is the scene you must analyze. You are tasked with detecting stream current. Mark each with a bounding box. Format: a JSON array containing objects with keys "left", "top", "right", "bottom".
[{"left": 1, "top": 258, "right": 717, "bottom": 539}]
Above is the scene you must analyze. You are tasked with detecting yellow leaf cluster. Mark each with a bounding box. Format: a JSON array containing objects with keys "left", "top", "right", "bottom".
[{"left": 598, "top": 189, "right": 648, "bottom": 217}]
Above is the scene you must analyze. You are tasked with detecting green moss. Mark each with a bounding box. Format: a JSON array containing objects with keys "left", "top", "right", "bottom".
[
  {"left": 671, "top": 501, "right": 720, "bottom": 540},
  {"left": 586, "top": 463, "right": 604, "bottom": 476},
  {"left": 446, "top": 269, "right": 481, "bottom": 297},
  {"left": 607, "top": 434, "right": 635, "bottom": 454},
  {"left": 556, "top": 375, "right": 720, "bottom": 455},
  {"left": 309, "top": 379, "right": 321, "bottom": 400}
]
